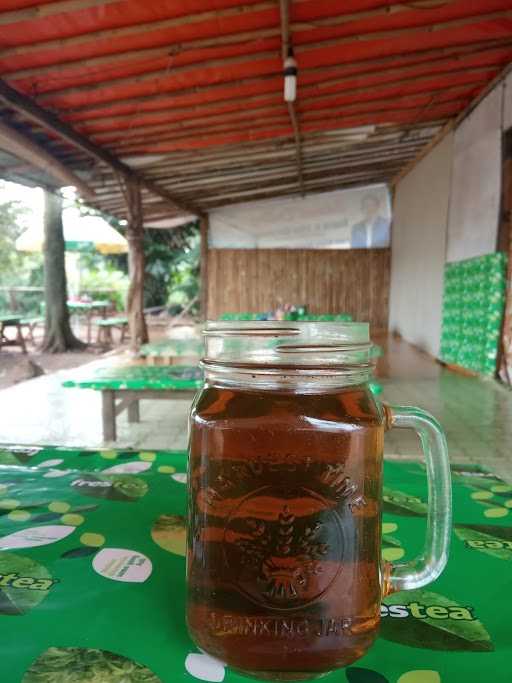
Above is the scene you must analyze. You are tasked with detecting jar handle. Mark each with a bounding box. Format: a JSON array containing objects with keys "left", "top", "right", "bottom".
[{"left": 383, "top": 404, "right": 452, "bottom": 595}]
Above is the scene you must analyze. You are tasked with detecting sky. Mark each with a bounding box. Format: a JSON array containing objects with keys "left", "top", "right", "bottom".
[
  {"left": 0, "top": 180, "right": 44, "bottom": 232},
  {"left": 0, "top": 181, "right": 125, "bottom": 237}
]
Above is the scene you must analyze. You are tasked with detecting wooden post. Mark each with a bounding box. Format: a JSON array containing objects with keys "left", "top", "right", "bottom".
[
  {"left": 125, "top": 179, "right": 149, "bottom": 351},
  {"left": 200, "top": 215, "right": 209, "bottom": 321}
]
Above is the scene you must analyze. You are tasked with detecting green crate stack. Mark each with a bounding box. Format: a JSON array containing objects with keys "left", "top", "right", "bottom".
[
  {"left": 219, "top": 311, "right": 353, "bottom": 322},
  {"left": 218, "top": 312, "right": 259, "bottom": 321},
  {"left": 440, "top": 252, "right": 507, "bottom": 376},
  {"left": 297, "top": 313, "right": 353, "bottom": 322}
]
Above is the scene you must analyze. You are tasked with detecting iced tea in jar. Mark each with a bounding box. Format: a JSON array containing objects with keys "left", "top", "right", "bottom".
[{"left": 187, "top": 322, "right": 451, "bottom": 680}]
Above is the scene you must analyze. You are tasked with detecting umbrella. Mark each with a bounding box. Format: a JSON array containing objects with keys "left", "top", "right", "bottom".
[
  {"left": 16, "top": 209, "right": 128, "bottom": 297},
  {"left": 15, "top": 209, "right": 128, "bottom": 254}
]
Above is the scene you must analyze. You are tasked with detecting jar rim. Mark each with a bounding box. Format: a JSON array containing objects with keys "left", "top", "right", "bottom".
[
  {"left": 204, "top": 320, "right": 369, "bottom": 344},
  {"left": 202, "top": 320, "right": 372, "bottom": 370}
]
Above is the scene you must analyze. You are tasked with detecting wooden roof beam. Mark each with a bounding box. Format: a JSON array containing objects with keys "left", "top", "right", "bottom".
[
  {"left": 0, "top": 79, "right": 204, "bottom": 217},
  {"left": 3, "top": 0, "right": 465, "bottom": 74},
  {"left": 392, "top": 60, "right": 512, "bottom": 186},
  {"left": 90, "top": 77, "right": 485, "bottom": 147},
  {"left": 112, "top": 99, "right": 465, "bottom": 153},
  {"left": 0, "top": 0, "right": 121, "bottom": 27},
  {"left": 0, "top": 119, "right": 94, "bottom": 198},
  {"left": 29, "top": 9, "right": 512, "bottom": 104},
  {"left": 64, "top": 37, "right": 512, "bottom": 121}
]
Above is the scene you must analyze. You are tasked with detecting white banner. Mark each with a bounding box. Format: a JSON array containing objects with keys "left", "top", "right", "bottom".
[{"left": 209, "top": 184, "right": 391, "bottom": 249}]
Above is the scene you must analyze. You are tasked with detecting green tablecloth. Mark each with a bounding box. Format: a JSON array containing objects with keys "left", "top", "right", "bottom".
[
  {"left": 67, "top": 300, "right": 110, "bottom": 312},
  {"left": 0, "top": 314, "right": 21, "bottom": 323},
  {"left": 0, "top": 446, "right": 510, "bottom": 682},
  {"left": 62, "top": 365, "right": 203, "bottom": 391}
]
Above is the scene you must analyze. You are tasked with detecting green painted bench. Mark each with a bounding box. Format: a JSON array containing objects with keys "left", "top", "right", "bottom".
[
  {"left": 0, "top": 313, "right": 26, "bottom": 353},
  {"left": 96, "top": 316, "right": 129, "bottom": 345},
  {"left": 63, "top": 364, "right": 202, "bottom": 441}
]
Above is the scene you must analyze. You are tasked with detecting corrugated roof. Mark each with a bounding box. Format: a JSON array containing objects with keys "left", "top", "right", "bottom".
[{"left": 0, "top": 0, "right": 511, "bottom": 222}]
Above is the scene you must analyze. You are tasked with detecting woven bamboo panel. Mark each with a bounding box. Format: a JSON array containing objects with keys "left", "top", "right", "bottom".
[{"left": 207, "top": 248, "right": 390, "bottom": 331}]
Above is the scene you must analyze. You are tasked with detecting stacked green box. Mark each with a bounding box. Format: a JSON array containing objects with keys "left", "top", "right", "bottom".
[{"left": 440, "top": 252, "right": 507, "bottom": 375}]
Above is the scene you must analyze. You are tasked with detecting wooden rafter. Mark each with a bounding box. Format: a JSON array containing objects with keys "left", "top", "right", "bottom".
[
  {"left": 0, "top": 0, "right": 121, "bottom": 27},
  {"left": 0, "top": 1, "right": 508, "bottom": 213},
  {"left": 89, "top": 78, "right": 484, "bottom": 147},
  {"left": 1, "top": 0, "right": 464, "bottom": 68},
  {"left": 63, "top": 37, "right": 512, "bottom": 123},
  {"left": 392, "top": 60, "right": 512, "bottom": 185},
  {"left": 84, "top": 63, "right": 496, "bottom": 141},
  {"left": 0, "top": 79, "right": 203, "bottom": 216},
  {"left": 0, "top": 119, "right": 94, "bottom": 198},
  {"left": 26, "top": 8, "right": 512, "bottom": 104}
]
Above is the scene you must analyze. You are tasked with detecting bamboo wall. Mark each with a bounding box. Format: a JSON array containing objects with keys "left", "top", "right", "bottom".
[{"left": 206, "top": 248, "right": 391, "bottom": 330}]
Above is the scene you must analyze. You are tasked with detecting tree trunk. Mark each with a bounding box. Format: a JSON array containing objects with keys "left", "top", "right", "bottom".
[
  {"left": 125, "top": 180, "right": 148, "bottom": 351},
  {"left": 42, "top": 190, "right": 85, "bottom": 353}
]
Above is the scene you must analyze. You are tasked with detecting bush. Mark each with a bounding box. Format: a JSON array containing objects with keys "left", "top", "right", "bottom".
[{"left": 79, "top": 262, "right": 129, "bottom": 312}]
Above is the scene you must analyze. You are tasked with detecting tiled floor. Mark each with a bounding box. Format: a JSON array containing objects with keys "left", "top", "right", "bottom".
[{"left": 0, "top": 335, "right": 510, "bottom": 481}]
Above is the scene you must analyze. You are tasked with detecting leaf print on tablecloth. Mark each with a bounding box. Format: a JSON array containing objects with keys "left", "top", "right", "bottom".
[
  {"left": 30, "top": 512, "right": 62, "bottom": 524},
  {"left": 0, "top": 525, "right": 76, "bottom": 550},
  {"left": 0, "top": 447, "right": 40, "bottom": 465},
  {"left": 346, "top": 666, "right": 389, "bottom": 682},
  {"left": 61, "top": 547, "right": 97, "bottom": 559},
  {"left": 381, "top": 589, "right": 493, "bottom": 651},
  {"left": 0, "top": 552, "right": 54, "bottom": 615},
  {"left": 151, "top": 515, "right": 186, "bottom": 556},
  {"left": 383, "top": 488, "right": 428, "bottom": 516},
  {"left": 381, "top": 533, "right": 405, "bottom": 561},
  {"left": 455, "top": 524, "right": 512, "bottom": 561},
  {"left": 22, "top": 647, "right": 162, "bottom": 682},
  {"left": 71, "top": 474, "right": 148, "bottom": 502},
  {"left": 382, "top": 534, "right": 402, "bottom": 548},
  {"left": 70, "top": 504, "right": 100, "bottom": 514}
]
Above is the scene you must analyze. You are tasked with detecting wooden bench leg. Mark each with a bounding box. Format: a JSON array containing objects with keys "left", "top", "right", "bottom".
[
  {"left": 16, "top": 323, "right": 27, "bottom": 354},
  {"left": 86, "top": 312, "right": 92, "bottom": 345},
  {"left": 128, "top": 399, "right": 140, "bottom": 423},
  {"left": 102, "top": 390, "right": 116, "bottom": 441}
]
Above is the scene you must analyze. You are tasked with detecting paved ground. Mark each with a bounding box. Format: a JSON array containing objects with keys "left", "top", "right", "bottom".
[{"left": 0, "top": 335, "right": 510, "bottom": 482}]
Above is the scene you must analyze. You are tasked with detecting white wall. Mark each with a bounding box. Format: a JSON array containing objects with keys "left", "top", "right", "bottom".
[
  {"left": 446, "top": 87, "right": 502, "bottom": 262},
  {"left": 389, "top": 133, "right": 453, "bottom": 357}
]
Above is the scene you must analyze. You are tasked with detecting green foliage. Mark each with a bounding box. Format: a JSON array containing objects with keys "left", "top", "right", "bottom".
[
  {"left": 78, "top": 260, "right": 129, "bottom": 312},
  {"left": 143, "top": 224, "right": 200, "bottom": 313},
  {"left": 0, "top": 192, "right": 43, "bottom": 313}
]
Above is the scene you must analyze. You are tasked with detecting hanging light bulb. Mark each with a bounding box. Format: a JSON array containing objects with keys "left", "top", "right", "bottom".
[{"left": 283, "top": 47, "right": 297, "bottom": 102}]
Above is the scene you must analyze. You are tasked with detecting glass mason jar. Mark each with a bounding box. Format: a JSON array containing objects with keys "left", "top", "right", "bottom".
[{"left": 187, "top": 321, "right": 451, "bottom": 680}]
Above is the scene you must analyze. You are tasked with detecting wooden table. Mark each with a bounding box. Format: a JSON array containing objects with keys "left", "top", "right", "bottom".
[
  {"left": 63, "top": 364, "right": 202, "bottom": 441},
  {"left": 139, "top": 338, "right": 202, "bottom": 365},
  {"left": 67, "top": 300, "right": 110, "bottom": 343},
  {"left": 0, "top": 314, "right": 27, "bottom": 353}
]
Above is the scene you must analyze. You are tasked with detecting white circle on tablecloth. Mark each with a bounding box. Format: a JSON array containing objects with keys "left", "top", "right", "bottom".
[{"left": 185, "top": 653, "right": 226, "bottom": 682}]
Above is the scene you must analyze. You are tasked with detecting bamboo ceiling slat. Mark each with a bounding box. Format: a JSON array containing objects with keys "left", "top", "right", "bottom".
[{"left": 0, "top": 0, "right": 510, "bottom": 221}]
